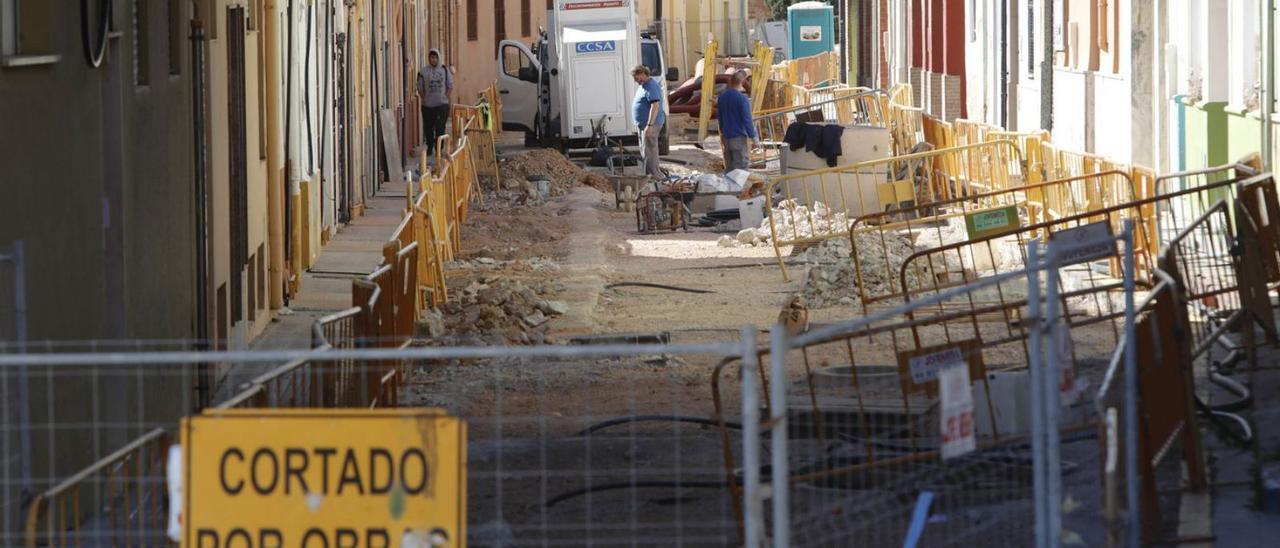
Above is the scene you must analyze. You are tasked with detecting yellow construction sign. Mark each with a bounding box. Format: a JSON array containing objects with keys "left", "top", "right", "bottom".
[{"left": 182, "top": 408, "right": 466, "bottom": 547}]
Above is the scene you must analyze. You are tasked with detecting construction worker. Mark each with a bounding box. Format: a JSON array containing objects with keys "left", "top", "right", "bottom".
[
  {"left": 631, "top": 65, "right": 667, "bottom": 179},
  {"left": 717, "top": 70, "right": 758, "bottom": 173}
]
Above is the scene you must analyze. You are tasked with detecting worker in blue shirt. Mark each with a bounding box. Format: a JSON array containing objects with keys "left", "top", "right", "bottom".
[
  {"left": 632, "top": 65, "right": 667, "bottom": 178},
  {"left": 717, "top": 70, "right": 758, "bottom": 173}
]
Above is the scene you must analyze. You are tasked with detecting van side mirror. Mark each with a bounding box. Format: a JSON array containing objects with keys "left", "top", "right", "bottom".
[{"left": 666, "top": 67, "right": 679, "bottom": 82}]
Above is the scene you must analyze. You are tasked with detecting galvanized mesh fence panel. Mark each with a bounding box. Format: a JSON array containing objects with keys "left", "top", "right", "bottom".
[
  {"left": 1, "top": 354, "right": 193, "bottom": 547},
  {"left": 398, "top": 343, "right": 751, "bottom": 545},
  {"left": 747, "top": 226, "right": 1138, "bottom": 547},
  {"left": 3, "top": 340, "right": 757, "bottom": 547}
]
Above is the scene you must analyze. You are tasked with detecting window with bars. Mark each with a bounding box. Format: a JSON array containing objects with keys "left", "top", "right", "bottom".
[
  {"left": 496, "top": 0, "right": 507, "bottom": 50},
  {"left": 467, "top": 0, "right": 478, "bottom": 41},
  {"left": 228, "top": 6, "right": 248, "bottom": 324},
  {"left": 522, "top": 0, "right": 531, "bottom": 37}
]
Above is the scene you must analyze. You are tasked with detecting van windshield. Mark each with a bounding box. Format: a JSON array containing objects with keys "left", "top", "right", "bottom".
[{"left": 641, "top": 42, "right": 661, "bottom": 78}]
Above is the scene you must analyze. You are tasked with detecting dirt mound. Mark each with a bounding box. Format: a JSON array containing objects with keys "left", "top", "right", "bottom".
[{"left": 500, "top": 149, "right": 611, "bottom": 194}]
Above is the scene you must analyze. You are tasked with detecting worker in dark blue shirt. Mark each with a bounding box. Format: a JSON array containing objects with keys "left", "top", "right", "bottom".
[{"left": 716, "top": 70, "right": 758, "bottom": 173}]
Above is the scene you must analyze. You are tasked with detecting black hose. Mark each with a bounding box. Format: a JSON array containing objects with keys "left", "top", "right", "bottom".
[
  {"left": 604, "top": 282, "right": 715, "bottom": 294},
  {"left": 1207, "top": 370, "right": 1252, "bottom": 412},
  {"left": 576, "top": 415, "right": 740, "bottom": 436},
  {"left": 545, "top": 480, "right": 728, "bottom": 508},
  {"left": 81, "top": 0, "right": 112, "bottom": 68},
  {"left": 1194, "top": 396, "right": 1253, "bottom": 447}
]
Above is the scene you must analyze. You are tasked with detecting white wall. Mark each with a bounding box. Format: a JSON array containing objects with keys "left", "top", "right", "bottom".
[
  {"left": 1050, "top": 69, "right": 1087, "bottom": 151},
  {"left": 1094, "top": 73, "right": 1132, "bottom": 161}
]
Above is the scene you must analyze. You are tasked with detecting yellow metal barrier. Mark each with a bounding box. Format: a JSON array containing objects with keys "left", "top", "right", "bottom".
[
  {"left": 764, "top": 140, "right": 1027, "bottom": 280},
  {"left": 889, "top": 82, "right": 914, "bottom": 107},
  {"left": 24, "top": 429, "right": 171, "bottom": 547},
  {"left": 750, "top": 87, "right": 891, "bottom": 173},
  {"left": 697, "top": 40, "right": 720, "bottom": 143},
  {"left": 749, "top": 41, "right": 775, "bottom": 115},
  {"left": 844, "top": 170, "right": 1146, "bottom": 308},
  {"left": 888, "top": 101, "right": 925, "bottom": 155}
]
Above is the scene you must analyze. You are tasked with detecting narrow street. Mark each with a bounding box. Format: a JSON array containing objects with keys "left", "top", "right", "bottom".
[{"left": 6, "top": 1, "right": 1280, "bottom": 546}]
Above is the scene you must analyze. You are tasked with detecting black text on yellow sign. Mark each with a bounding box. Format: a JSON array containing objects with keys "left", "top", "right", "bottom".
[{"left": 182, "top": 409, "right": 466, "bottom": 547}]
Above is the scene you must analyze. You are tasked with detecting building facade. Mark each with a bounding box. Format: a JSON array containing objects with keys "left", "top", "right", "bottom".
[
  {"left": 451, "top": 0, "right": 549, "bottom": 102},
  {"left": 0, "top": 0, "right": 436, "bottom": 537},
  {"left": 879, "top": 0, "right": 1280, "bottom": 174}
]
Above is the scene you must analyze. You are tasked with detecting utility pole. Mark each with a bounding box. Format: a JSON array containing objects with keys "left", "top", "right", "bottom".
[{"left": 1264, "top": 0, "right": 1274, "bottom": 171}]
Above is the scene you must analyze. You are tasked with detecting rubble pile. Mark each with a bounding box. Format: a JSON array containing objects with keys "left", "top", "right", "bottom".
[
  {"left": 499, "top": 149, "right": 611, "bottom": 195},
  {"left": 796, "top": 232, "right": 926, "bottom": 308},
  {"left": 435, "top": 277, "right": 569, "bottom": 345},
  {"left": 448, "top": 256, "right": 561, "bottom": 273},
  {"left": 717, "top": 199, "right": 850, "bottom": 248}
]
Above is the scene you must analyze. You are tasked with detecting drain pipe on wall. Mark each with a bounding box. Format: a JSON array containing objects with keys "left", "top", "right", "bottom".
[
  {"left": 1000, "top": 0, "right": 1009, "bottom": 129},
  {"left": 1040, "top": 0, "right": 1053, "bottom": 132},
  {"left": 1264, "top": 0, "right": 1274, "bottom": 171}
]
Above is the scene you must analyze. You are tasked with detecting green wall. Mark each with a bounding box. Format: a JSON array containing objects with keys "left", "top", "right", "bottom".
[
  {"left": 1226, "top": 107, "right": 1264, "bottom": 164},
  {"left": 1180, "top": 99, "right": 1229, "bottom": 172}
]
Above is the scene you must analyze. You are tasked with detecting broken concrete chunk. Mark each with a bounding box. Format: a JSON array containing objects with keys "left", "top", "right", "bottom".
[
  {"left": 540, "top": 300, "right": 569, "bottom": 316},
  {"left": 522, "top": 310, "right": 548, "bottom": 327}
]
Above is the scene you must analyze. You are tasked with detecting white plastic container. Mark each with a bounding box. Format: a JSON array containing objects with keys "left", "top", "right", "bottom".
[{"left": 739, "top": 196, "right": 765, "bottom": 228}]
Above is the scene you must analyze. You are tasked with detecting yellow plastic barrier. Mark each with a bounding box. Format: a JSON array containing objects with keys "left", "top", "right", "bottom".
[{"left": 764, "top": 140, "right": 1027, "bottom": 280}]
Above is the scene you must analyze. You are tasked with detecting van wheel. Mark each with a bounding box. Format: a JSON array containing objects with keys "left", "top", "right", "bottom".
[{"left": 524, "top": 130, "right": 537, "bottom": 147}]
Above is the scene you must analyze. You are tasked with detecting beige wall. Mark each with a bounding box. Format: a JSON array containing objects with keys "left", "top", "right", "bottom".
[
  {"left": 453, "top": 0, "right": 548, "bottom": 102},
  {"left": 207, "top": 0, "right": 275, "bottom": 357}
]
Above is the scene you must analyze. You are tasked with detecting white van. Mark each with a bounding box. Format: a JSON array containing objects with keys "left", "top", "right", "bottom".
[{"left": 497, "top": 0, "right": 677, "bottom": 153}]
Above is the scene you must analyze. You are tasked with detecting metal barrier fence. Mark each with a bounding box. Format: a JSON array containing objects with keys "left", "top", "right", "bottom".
[
  {"left": 888, "top": 102, "right": 925, "bottom": 155},
  {"left": 1093, "top": 178, "right": 1277, "bottom": 544},
  {"left": 15, "top": 82, "right": 501, "bottom": 547},
  {"left": 734, "top": 225, "right": 1137, "bottom": 546},
  {"left": 765, "top": 140, "right": 1027, "bottom": 280},
  {"left": 751, "top": 89, "right": 891, "bottom": 174},
  {"left": 839, "top": 170, "right": 1144, "bottom": 310},
  {"left": 6, "top": 338, "right": 759, "bottom": 546},
  {"left": 23, "top": 428, "right": 170, "bottom": 547},
  {"left": 889, "top": 83, "right": 914, "bottom": 107}
]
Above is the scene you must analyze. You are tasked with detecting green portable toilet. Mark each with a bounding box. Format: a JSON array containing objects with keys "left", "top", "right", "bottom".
[{"left": 788, "top": 1, "right": 835, "bottom": 60}]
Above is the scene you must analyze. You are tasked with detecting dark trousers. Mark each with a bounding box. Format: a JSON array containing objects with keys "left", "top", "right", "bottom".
[{"left": 422, "top": 104, "right": 449, "bottom": 156}]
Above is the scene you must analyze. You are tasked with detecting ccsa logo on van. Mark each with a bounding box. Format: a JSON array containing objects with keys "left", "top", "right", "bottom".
[{"left": 575, "top": 41, "right": 617, "bottom": 54}]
